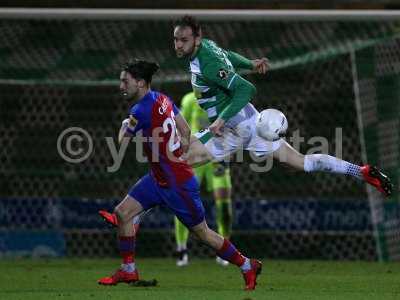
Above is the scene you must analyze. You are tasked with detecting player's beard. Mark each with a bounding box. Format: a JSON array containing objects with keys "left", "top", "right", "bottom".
[
  {"left": 176, "top": 43, "right": 196, "bottom": 59},
  {"left": 121, "top": 89, "right": 137, "bottom": 101}
]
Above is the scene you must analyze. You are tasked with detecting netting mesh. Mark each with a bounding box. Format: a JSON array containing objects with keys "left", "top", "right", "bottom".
[
  {"left": 228, "top": 54, "right": 365, "bottom": 199},
  {"left": 355, "top": 37, "right": 400, "bottom": 260},
  {"left": 0, "top": 19, "right": 398, "bottom": 83},
  {"left": 1, "top": 16, "right": 399, "bottom": 260},
  {"left": 0, "top": 54, "right": 365, "bottom": 199}
]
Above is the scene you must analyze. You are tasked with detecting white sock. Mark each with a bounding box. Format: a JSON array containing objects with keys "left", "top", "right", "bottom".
[
  {"left": 304, "top": 154, "right": 362, "bottom": 179},
  {"left": 240, "top": 258, "right": 251, "bottom": 272},
  {"left": 177, "top": 244, "right": 187, "bottom": 252},
  {"left": 121, "top": 263, "right": 136, "bottom": 273}
]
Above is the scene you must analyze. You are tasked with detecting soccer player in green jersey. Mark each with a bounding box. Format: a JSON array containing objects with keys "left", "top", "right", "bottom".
[
  {"left": 173, "top": 15, "right": 392, "bottom": 196},
  {"left": 175, "top": 92, "right": 232, "bottom": 267}
]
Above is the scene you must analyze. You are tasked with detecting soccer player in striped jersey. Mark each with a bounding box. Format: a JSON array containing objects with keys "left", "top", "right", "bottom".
[
  {"left": 172, "top": 15, "right": 392, "bottom": 196},
  {"left": 98, "top": 59, "right": 261, "bottom": 290}
]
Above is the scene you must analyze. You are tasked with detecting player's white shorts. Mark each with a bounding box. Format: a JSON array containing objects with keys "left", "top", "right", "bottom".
[{"left": 194, "top": 103, "right": 283, "bottom": 161}]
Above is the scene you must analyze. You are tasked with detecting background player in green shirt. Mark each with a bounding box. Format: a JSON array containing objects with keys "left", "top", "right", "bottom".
[
  {"left": 173, "top": 15, "right": 392, "bottom": 197},
  {"left": 175, "top": 92, "right": 232, "bottom": 267}
]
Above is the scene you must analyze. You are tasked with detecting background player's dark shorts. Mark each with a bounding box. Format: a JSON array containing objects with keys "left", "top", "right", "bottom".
[{"left": 128, "top": 174, "right": 205, "bottom": 228}]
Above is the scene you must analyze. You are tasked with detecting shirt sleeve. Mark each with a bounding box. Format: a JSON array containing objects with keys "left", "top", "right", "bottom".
[
  {"left": 126, "top": 105, "right": 147, "bottom": 135},
  {"left": 202, "top": 61, "right": 238, "bottom": 91},
  {"left": 172, "top": 102, "right": 180, "bottom": 116},
  {"left": 226, "top": 50, "right": 254, "bottom": 70}
]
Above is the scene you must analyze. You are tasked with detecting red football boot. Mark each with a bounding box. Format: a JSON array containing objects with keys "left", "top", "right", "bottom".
[
  {"left": 98, "top": 269, "right": 139, "bottom": 285},
  {"left": 361, "top": 165, "right": 393, "bottom": 196},
  {"left": 242, "top": 259, "right": 262, "bottom": 291},
  {"left": 99, "top": 210, "right": 140, "bottom": 233},
  {"left": 99, "top": 210, "right": 118, "bottom": 227}
]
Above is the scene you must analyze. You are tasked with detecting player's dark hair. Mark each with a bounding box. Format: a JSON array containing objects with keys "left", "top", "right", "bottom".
[
  {"left": 174, "top": 15, "right": 201, "bottom": 37},
  {"left": 123, "top": 58, "right": 159, "bottom": 84}
]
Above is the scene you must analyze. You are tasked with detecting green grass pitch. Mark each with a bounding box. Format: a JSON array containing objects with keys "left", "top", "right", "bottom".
[{"left": 1, "top": 258, "right": 399, "bottom": 300}]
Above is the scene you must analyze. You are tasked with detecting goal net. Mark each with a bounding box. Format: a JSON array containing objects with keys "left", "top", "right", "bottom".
[{"left": 0, "top": 9, "right": 399, "bottom": 260}]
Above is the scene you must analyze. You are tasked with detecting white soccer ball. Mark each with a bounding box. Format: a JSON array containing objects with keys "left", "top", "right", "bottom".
[{"left": 256, "top": 108, "right": 288, "bottom": 141}]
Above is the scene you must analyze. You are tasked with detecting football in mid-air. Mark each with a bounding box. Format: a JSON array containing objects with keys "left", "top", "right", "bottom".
[{"left": 256, "top": 108, "right": 288, "bottom": 141}]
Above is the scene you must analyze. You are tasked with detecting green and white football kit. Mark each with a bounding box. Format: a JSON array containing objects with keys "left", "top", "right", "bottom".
[
  {"left": 187, "top": 40, "right": 392, "bottom": 199},
  {"left": 190, "top": 39, "right": 282, "bottom": 161}
]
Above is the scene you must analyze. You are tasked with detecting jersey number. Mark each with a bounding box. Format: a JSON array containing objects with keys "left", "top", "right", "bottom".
[{"left": 162, "top": 114, "right": 181, "bottom": 152}]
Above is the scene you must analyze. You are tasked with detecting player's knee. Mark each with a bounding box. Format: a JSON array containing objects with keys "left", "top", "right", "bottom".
[
  {"left": 276, "top": 142, "right": 305, "bottom": 170},
  {"left": 293, "top": 152, "right": 305, "bottom": 169},
  {"left": 114, "top": 206, "right": 129, "bottom": 224},
  {"left": 192, "top": 227, "right": 207, "bottom": 240},
  {"left": 191, "top": 225, "right": 209, "bottom": 241},
  {"left": 282, "top": 150, "right": 305, "bottom": 163}
]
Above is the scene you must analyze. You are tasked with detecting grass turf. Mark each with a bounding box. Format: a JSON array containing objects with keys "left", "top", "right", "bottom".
[{"left": 0, "top": 258, "right": 399, "bottom": 300}]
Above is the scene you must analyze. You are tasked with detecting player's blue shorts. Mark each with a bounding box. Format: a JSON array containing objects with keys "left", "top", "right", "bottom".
[{"left": 128, "top": 174, "right": 205, "bottom": 228}]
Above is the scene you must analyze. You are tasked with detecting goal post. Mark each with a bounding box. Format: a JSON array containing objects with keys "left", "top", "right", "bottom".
[{"left": 351, "top": 41, "right": 400, "bottom": 261}]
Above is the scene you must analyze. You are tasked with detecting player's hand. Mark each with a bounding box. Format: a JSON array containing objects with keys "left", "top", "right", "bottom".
[
  {"left": 121, "top": 116, "right": 137, "bottom": 131},
  {"left": 121, "top": 118, "right": 130, "bottom": 128},
  {"left": 252, "top": 57, "right": 269, "bottom": 74},
  {"left": 209, "top": 118, "right": 225, "bottom": 137}
]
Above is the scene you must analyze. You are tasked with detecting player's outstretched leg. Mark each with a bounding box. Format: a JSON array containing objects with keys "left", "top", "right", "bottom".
[
  {"left": 98, "top": 196, "right": 142, "bottom": 285},
  {"left": 273, "top": 141, "right": 393, "bottom": 196},
  {"left": 190, "top": 220, "right": 261, "bottom": 291},
  {"left": 174, "top": 217, "right": 189, "bottom": 266}
]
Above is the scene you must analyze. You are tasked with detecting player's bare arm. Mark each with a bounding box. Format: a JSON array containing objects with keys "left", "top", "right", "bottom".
[
  {"left": 174, "top": 113, "right": 191, "bottom": 154},
  {"left": 174, "top": 113, "right": 212, "bottom": 166}
]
